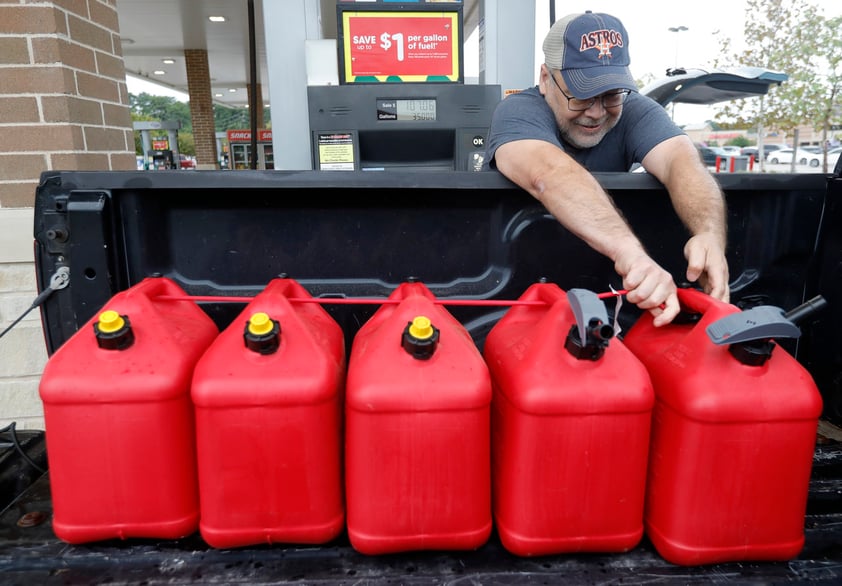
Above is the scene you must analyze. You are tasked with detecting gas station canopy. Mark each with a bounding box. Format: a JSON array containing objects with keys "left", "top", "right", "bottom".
[{"left": 117, "top": 0, "right": 481, "bottom": 108}]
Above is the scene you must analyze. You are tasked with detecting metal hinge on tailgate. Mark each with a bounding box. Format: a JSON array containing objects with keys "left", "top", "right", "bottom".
[{"left": 0, "top": 267, "right": 69, "bottom": 341}]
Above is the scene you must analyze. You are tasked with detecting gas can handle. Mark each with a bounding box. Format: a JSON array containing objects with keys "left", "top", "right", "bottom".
[
  {"left": 706, "top": 305, "right": 801, "bottom": 345},
  {"left": 568, "top": 288, "right": 613, "bottom": 346},
  {"left": 676, "top": 287, "right": 716, "bottom": 314}
]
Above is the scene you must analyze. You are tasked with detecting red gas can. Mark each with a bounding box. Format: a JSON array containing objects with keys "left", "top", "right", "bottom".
[
  {"left": 484, "top": 284, "right": 654, "bottom": 556},
  {"left": 39, "top": 277, "right": 218, "bottom": 543},
  {"left": 345, "top": 281, "right": 492, "bottom": 554},
  {"left": 623, "top": 288, "right": 823, "bottom": 565},
  {"left": 191, "top": 278, "right": 346, "bottom": 548}
]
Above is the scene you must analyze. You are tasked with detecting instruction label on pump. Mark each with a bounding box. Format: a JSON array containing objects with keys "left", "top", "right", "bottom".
[{"left": 317, "top": 133, "right": 355, "bottom": 171}]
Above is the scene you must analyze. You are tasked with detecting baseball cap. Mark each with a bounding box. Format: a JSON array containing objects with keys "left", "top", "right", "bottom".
[{"left": 543, "top": 11, "right": 637, "bottom": 99}]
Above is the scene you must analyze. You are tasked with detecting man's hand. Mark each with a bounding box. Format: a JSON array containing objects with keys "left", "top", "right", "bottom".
[
  {"left": 684, "top": 233, "right": 730, "bottom": 302},
  {"left": 614, "top": 249, "right": 680, "bottom": 327},
  {"left": 643, "top": 136, "right": 730, "bottom": 304}
]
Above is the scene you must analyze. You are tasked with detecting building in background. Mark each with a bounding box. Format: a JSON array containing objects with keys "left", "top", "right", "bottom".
[
  {"left": 0, "top": 0, "right": 135, "bottom": 429},
  {"left": 0, "top": 0, "right": 536, "bottom": 429}
]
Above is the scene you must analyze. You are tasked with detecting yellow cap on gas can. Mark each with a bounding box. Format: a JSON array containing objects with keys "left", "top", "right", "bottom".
[
  {"left": 402, "top": 315, "right": 439, "bottom": 360},
  {"left": 408, "top": 316, "right": 434, "bottom": 340},
  {"left": 94, "top": 310, "right": 134, "bottom": 350},
  {"left": 247, "top": 312, "right": 275, "bottom": 336},
  {"left": 97, "top": 310, "right": 126, "bottom": 334},
  {"left": 244, "top": 312, "right": 281, "bottom": 354}
]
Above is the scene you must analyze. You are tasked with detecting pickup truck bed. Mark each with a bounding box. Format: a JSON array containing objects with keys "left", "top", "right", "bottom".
[
  {"left": 2, "top": 437, "right": 841, "bottom": 584},
  {"left": 2, "top": 169, "right": 840, "bottom": 584}
]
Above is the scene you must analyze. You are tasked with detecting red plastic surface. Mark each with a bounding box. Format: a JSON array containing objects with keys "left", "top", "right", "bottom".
[
  {"left": 623, "top": 288, "right": 823, "bottom": 565},
  {"left": 483, "top": 283, "right": 654, "bottom": 556},
  {"left": 345, "top": 282, "right": 492, "bottom": 555},
  {"left": 39, "top": 277, "right": 218, "bottom": 544},
  {"left": 191, "top": 279, "right": 346, "bottom": 548}
]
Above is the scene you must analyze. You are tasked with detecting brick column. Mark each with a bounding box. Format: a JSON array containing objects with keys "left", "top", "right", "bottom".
[
  {"left": 0, "top": 0, "right": 135, "bottom": 207},
  {"left": 185, "top": 49, "right": 219, "bottom": 169},
  {"left": 0, "top": 0, "right": 134, "bottom": 429}
]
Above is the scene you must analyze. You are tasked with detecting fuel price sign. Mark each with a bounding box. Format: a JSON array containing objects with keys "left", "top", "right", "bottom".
[{"left": 340, "top": 10, "right": 462, "bottom": 83}]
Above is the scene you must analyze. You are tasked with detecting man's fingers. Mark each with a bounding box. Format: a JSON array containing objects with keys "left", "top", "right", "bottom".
[
  {"left": 684, "top": 234, "right": 730, "bottom": 303},
  {"left": 685, "top": 247, "right": 705, "bottom": 283},
  {"left": 651, "top": 292, "right": 680, "bottom": 327},
  {"left": 622, "top": 268, "right": 678, "bottom": 325}
]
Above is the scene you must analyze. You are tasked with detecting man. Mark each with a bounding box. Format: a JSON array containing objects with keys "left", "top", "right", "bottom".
[{"left": 483, "top": 12, "right": 729, "bottom": 326}]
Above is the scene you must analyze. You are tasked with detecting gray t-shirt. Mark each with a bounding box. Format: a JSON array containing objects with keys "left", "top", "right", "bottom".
[{"left": 482, "top": 86, "right": 684, "bottom": 172}]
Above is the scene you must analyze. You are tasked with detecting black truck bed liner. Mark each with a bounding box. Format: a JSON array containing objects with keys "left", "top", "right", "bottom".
[
  {"left": 3, "top": 169, "right": 840, "bottom": 583},
  {"left": 1, "top": 440, "right": 841, "bottom": 585}
]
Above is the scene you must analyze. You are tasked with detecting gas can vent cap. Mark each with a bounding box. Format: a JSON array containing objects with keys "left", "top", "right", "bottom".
[
  {"left": 402, "top": 316, "right": 439, "bottom": 360},
  {"left": 94, "top": 310, "right": 135, "bottom": 350},
  {"left": 244, "top": 312, "right": 281, "bottom": 354}
]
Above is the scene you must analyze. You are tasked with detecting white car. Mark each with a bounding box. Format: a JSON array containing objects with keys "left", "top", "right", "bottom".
[
  {"left": 765, "top": 147, "right": 816, "bottom": 165},
  {"left": 803, "top": 147, "right": 842, "bottom": 168}
]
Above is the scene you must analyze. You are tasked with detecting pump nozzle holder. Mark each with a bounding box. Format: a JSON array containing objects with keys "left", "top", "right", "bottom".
[
  {"left": 565, "top": 319, "right": 613, "bottom": 361},
  {"left": 707, "top": 297, "right": 826, "bottom": 367},
  {"left": 783, "top": 295, "right": 827, "bottom": 324},
  {"left": 565, "top": 289, "right": 614, "bottom": 360}
]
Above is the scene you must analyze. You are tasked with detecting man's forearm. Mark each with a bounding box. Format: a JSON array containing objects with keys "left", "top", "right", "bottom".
[
  {"left": 656, "top": 147, "right": 730, "bottom": 300},
  {"left": 649, "top": 138, "right": 728, "bottom": 247},
  {"left": 669, "top": 168, "right": 728, "bottom": 246},
  {"left": 497, "top": 140, "right": 646, "bottom": 263},
  {"left": 496, "top": 139, "right": 682, "bottom": 323}
]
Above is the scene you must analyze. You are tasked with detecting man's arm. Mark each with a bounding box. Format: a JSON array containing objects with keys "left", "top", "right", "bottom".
[
  {"left": 642, "top": 135, "right": 730, "bottom": 301},
  {"left": 495, "top": 138, "right": 680, "bottom": 325}
]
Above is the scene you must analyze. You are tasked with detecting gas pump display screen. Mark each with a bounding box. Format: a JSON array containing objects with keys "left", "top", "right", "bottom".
[{"left": 376, "top": 99, "right": 437, "bottom": 121}]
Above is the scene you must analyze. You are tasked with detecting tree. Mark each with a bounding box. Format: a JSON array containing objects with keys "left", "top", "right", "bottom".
[
  {"left": 715, "top": 0, "right": 841, "bottom": 171},
  {"left": 130, "top": 110, "right": 195, "bottom": 156},
  {"left": 129, "top": 93, "right": 272, "bottom": 158},
  {"left": 727, "top": 135, "right": 752, "bottom": 148},
  {"left": 214, "top": 104, "right": 271, "bottom": 131},
  {"left": 129, "top": 93, "right": 192, "bottom": 131}
]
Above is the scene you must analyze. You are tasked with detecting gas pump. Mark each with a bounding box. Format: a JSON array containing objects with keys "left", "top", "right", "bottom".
[
  {"left": 149, "top": 149, "right": 175, "bottom": 170},
  {"left": 308, "top": 84, "right": 499, "bottom": 171},
  {"left": 133, "top": 120, "right": 181, "bottom": 170},
  {"left": 307, "top": 2, "right": 501, "bottom": 172}
]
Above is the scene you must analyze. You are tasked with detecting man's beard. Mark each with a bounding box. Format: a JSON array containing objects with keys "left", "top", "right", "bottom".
[{"left": 559, "top": 111, "right": 621, "bottom": 150}]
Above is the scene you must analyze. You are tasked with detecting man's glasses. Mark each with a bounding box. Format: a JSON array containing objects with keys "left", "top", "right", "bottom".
[{"left": 550, "top": 71, "right": 631, "bottom": 111}]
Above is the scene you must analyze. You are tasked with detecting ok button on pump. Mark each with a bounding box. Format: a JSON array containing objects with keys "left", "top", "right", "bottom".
[{"left": 472, "top": 135, "right": 485, "bottom": 147}]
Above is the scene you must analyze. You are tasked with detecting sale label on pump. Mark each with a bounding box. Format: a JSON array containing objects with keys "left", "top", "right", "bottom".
[{"left": 340, "top": 11, "right": 461, "bottom": 83}]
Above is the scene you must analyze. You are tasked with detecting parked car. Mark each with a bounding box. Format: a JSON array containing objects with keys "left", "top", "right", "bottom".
[
  {"left": 697, "top": 145, "right": 730, "bottom": 166},
  {"left": 741, "top": 144, "right": 787, "bottom": 160},
  {"left": 766, "top": 147, "right": 815, "bottom": 165},
  {"left": 179, "top": 154, "right": 196, "bottom": 169},
  {"left": 803, "top": 147, "right": 842, "bottom": 168},
  {"left": 763, "top": 144, "right": 789, "bottom": 156},
  {"left": 720, "top": 146, "right": 742, "bottom": 155}
]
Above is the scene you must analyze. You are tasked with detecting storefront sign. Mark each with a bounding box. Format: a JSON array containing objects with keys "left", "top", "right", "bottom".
[{"left": 227, "top": 129, "right": 273, "bottom": 143}]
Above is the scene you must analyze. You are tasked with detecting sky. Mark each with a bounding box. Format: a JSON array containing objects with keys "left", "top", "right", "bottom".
[
  {"left": 532, "top": 0, "right": 840, "bottom": 124},
  {"left": 126, "top": 0, "right": 840, "bottom": 125},
  {"left": 127, "top": 76, "right": 188, "bottom": 102}
]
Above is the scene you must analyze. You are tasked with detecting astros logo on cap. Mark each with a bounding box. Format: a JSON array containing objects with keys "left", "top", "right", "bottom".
[{"left": 579, "top": 29, "right": 625, "bottom": 60}]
